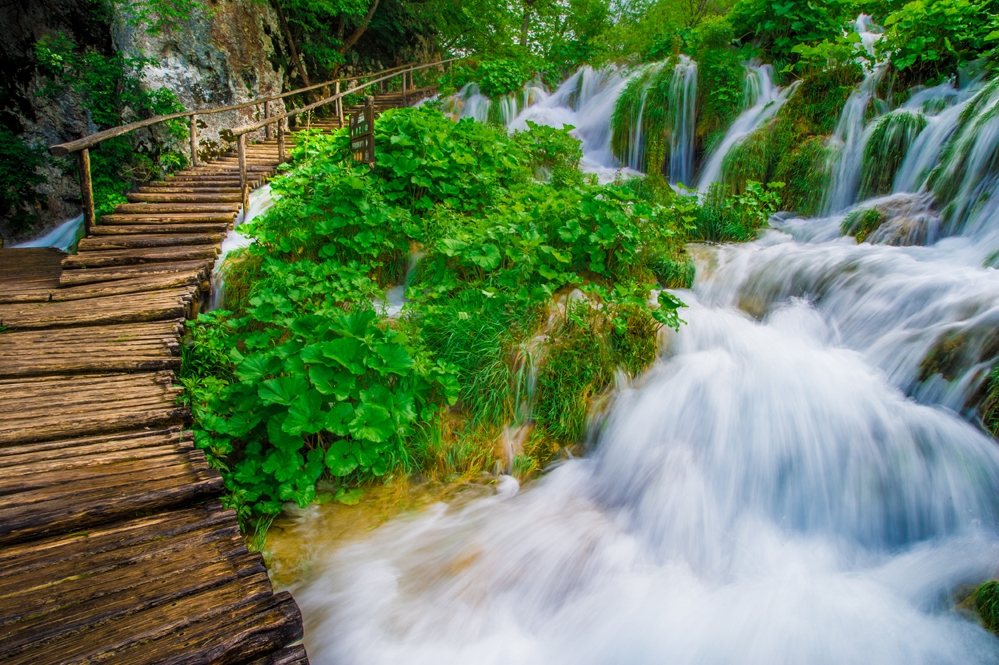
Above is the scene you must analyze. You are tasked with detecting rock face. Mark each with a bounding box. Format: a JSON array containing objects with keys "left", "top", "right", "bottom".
[
  {"left": 0, "top": 0, "right": 114, "bottom": 242},
  {"left": 0, "top": 0, "right": 287, "bottom": 244},
  {"left": 113, "top": 0, "right": 288, "bottom": 155}
]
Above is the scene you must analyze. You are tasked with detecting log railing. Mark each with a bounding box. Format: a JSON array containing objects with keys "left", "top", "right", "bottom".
[
  {"left": 49, "top": 58, "right": 457, "bottom": 235},
  {"left": 229, "top": 58, "right": 458, "bottom": 211}
]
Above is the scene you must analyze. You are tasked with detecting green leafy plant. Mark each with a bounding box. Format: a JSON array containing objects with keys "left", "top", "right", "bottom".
[{"left": 0, "top": 127, "right": 47, "bottom": 235}]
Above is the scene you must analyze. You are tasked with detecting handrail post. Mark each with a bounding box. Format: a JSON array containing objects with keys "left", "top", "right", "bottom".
[
  {"left": 336, "top": 81, "right": 343, "bottom": 127},
  {"left": 189, "top": 114, "right": 199, "bottom": 167},
  {"left": 77, "top": 148, "right": 95, "bottom": 236},
  {"left": 237, "top": 134, "right": 248, "bottom": 214},
  {"left": 278, "top": 117, "right": 286, "bottom": 162},
  {"left": 264, "top": 101, "right": 271, "bottom": 140},
  {"left": 402, "top": 69, "right": 408, "bottom": 105}
]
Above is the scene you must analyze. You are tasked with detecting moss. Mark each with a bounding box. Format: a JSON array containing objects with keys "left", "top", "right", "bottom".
[
  {"left": 860, "top": 111, "right": 928, "bottom": 199},
  {"left": 535, "top": 301, "right": 615, "bottom": 444},
  {"left": 611, "top": 57, "right": 696, "bottom": 176},
  {"left": 720, "top": 65, "right": 862, "bottom": 209},
  {"left": 972, "top": 580, "right": 999, "bottom": 632},
  {"left": 980, "top": 365, "right": 999, "bottom": 438},
  {"left": 841, "top": 207, "right": 886, "bottom": 243},
  {"left": 774, "top": 136, "right": 831, "bottom": 215},
  {"left": 534, "top": 298, "right": 660, "bottom": 447}
]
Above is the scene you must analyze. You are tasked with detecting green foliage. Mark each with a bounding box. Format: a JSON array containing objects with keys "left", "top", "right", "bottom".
[
  {"left": 860, "top": 110, "right": 927, "bottom": 198},
  {"left": 972, "top": 580, "right": 999, "bottom": 633},
  {"left": 186, "top": 107, "right": 696, "bottom": 521},
  {"left": 790, "top": 32, "right": 870, "bottom": 77},
  {"left": 876, "top": 0, "right": 999, "bottom": 84},
  {"left": 728, "top": 0, "right": 855, "bottom": 72},
  {"left": 692, "top": 180, "right": 783, "bottom": 241},
  {"left": 111, "top": 0, "right": 206, "bottom": 35},
  {"left": 34, "top": 32, "right": 188, "bottom": 222},
  {"left": 450, "top": 57, "right": 540, "bottom": 99},
  {"left": 841, "top": 206, "right": 886, "bottom": 242},
  {"left": 693, "top": 18, "right": 746, "bottom": 147},
  {"left": 0, "top": 127, "right": 46, "bottom": 234}
]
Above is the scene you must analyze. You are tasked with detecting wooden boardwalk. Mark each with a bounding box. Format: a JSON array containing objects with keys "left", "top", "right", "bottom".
[{"left": 0, "top": 89, "right": 429, "bottom": 664}]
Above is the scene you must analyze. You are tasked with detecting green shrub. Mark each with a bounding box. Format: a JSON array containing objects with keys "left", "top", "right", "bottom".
[
  {"left": 187, "top": 107, "right": 692, "bottom": 524},
  {"left": 0, "top": 127, "right": 46, "bottom": 235}
]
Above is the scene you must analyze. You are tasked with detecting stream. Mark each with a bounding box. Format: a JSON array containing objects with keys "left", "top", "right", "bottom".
[{"left": 263, "top": 43, "right": 999, "bottom": 664}]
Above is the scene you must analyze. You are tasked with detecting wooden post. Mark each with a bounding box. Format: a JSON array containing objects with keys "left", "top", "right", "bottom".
[
  {"left": 277, "top": 117, "right": 286, "bottom": 162},
  {"left": 189, "top": 114, "right": 199, "bottom": 167},
  {"left": 336, "top": 81, "right": 343, "bottom": 127},
  {"left": 237, "top": 134, "right": 248, "bottom": 214},
  {"left": 77, "top": 148, "right": 95, "bottom": 236},
  {"left": 264, "top": 101, "right": 272, "bottom": 140},
  {"left": 402, "top": 69, "right": 408, "bottom": 106}
]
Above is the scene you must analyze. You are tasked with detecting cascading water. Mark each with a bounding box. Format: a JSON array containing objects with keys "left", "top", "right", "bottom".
[
  {"left": 697, "top": 64, "right": 790, "bottom": 191},
  {"left": 504, "top": 66, "right": 641, "bottom": 183},
  {"left": 279, "top": 41, "right": 999, "bottom": 664},
  {"left": 825, "top": 70, "right": 882, "bottom": 212},
  {"left": 13, "top": 213, "right": 85, "bottom": 251},
  {"left": 209, "top": 183, "right": 275, "bottom": 310},
  {"left": 665, "top": 56, "right": 698, "bottom": 186}
]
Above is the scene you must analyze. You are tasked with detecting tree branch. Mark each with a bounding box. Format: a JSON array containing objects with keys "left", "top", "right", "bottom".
[{"left": 338, "top": 0, "right": 382, "bottom": 55}]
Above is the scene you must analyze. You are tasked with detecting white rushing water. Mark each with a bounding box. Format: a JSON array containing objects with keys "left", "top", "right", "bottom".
[
  {"left": 209, "top": 184, "right": 275, "bottom": 310},
  {"left": 13, "top": 213, "right": 85, "bottom": 251},
  {"left": 697, "top": 64, "right": 790, "bottom": 191},
  {"left": 285, "top": 39, "right": 999, "bottom": 663}
]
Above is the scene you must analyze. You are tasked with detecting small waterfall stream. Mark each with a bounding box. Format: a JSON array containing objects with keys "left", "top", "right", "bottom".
[{"left": 697, "top": 64, "right": 790, "bottom": 191}]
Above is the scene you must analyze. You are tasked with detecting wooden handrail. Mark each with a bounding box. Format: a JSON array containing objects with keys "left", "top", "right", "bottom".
[
  {"left": 230, "top": 58, "right": 458, "bottom": 137},
  {"left": 230, "top": 58, "right": 457, "bottom": 212},
  {"left": 51, "top": 57, "right": 459, "bottom": 236},
  {"left": 48, "top": 61, "right": 442, "bottom": 157}
]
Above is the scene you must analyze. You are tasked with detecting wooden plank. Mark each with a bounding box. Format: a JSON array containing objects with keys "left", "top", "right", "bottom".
[
  {"left": 112, "top": 203, "right": 241, "bottom": 214},
  {"left": 58, "top": 259, "right": 212, "bottom": 285},
  {"left": 126, "top": 192, "right": 243, "bottom": 203},
  {"left": 92, "top": 223, "right": 230, "bottom": 235},
  {"left": 62, "top": 245, "right": 219, "bottom": 269},
  {"left": 0, "top": 287, "right": 195, "bottom": 329},
  {"left": 77, "top": 233, "right": 222, "bottom": 251}
]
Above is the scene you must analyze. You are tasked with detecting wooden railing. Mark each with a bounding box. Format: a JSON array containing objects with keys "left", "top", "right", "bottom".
[
  {"left": 229, "top": 58, "right": 458, "bottom": 210},
  {"left": 49, "top": 58, "right": 458, "bottom": 235}
]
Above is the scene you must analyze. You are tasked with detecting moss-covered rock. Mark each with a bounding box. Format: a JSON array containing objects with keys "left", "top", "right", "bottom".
[
  {"left": 860, "top": 110, "right": 927, "bottom": 199},
  {"left": 719, "top": 65, "right": 861, "bottom": 212}
]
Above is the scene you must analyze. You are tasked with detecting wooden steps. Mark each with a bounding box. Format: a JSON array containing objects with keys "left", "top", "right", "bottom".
[
  {"left": 0, "top": 85, "right": 435, "bottom": 665},
  {"left": 0, "top": 371, "right": 189, "bottom": 445},
  {"left": 0, "top": 285, "right": 198, "bottom": 328},
  {"left": 0, "top": 320, "right": 183, "bottom": 378},
  {"left": 0, "top": 502, "right": 303, "bottom": 665}
]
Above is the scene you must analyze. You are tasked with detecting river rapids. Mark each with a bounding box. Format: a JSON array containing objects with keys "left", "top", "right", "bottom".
[{"left": 280, "top": 53, "right": 999, "bottom": 664}]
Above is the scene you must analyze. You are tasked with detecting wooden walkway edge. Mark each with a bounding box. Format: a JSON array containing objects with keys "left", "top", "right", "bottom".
[{"left": 0, "top": 88, "right": 434, "bottom": 664}]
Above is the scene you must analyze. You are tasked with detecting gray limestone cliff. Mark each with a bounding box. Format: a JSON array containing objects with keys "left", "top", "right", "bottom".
[{"left": 1, "top": 0, "right": 288, "bottom": 245}]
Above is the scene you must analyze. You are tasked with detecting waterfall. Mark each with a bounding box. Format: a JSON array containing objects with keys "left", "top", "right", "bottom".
[
  {"left": 209, "top": 183, "right": 275, "bottom": 310},
  {"left": 13, "top": 213, "right": 85, "bottom": 251},
  {"left": 825, "top": 71, "right": 881, "bottom": 212},
  {"left": 697, "top": 64, "right": 789, "bottom": 191},
  {"left": 279, "top": 62, "right": 999, "bottom": 664},
  {"left": 507, "top": 66, "right": 641, "bottom": 183},
  {"left": 667, "top": 57, "right": 698, "bottom": 187}
]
